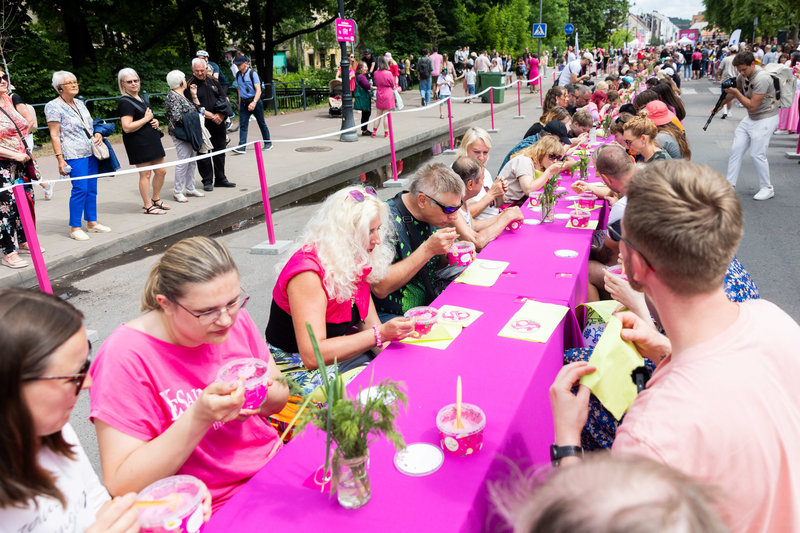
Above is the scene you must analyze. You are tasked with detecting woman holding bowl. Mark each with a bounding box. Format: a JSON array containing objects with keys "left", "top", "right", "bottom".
[
  {"left": 117, "top": 68, "right": 168, "bottom": 215},
  {"left": 496, "top": 135, "right": 570, "bottom": 206},
  {"left": 45, "top": 71, "right": 112, "bottom": 241},
  {"left": 265, "top": 186, "right": 415, "bottom": 395},
  {"left": 164, "top": 70, "right": 205, "bottom": 203},
  {"left": 89, "top": 236, "right": 288, "bottom": 512}
]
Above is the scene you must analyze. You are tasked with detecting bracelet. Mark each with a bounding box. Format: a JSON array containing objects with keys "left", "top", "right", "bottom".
[
  {"left": 372, "top": 324, "right": 383, "bottom": 348},
  {"left": 54, "top": 153, "right": 63, "bottom": 157}
]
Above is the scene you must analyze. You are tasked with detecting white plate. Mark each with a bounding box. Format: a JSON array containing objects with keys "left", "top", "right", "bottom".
[
  {"left": 479, "top": 260, "right": 504, "bottom": 269},
  {"left": 553, "top": 213, "right": 570, "bottom": 220},
  {"left": 565, "top": 195, "right": 581, "bottom": 201},
  {"left": 529, "top": 205, "right": 542, "bottom": 212},
  {"left": 357, "top": 386, "right": 397, "bottom": 406},
  {"left": 523, "top": 219, "right": 540, "bottom": 225},
  {"left": 554, "top": 249, "right": 579, "bottom": 258},
  {"left": 394, "top": 443, "right": 444, "bottom": 477},
  {"left": 555, "top": 186, "right": 567, "bottom": 192}
]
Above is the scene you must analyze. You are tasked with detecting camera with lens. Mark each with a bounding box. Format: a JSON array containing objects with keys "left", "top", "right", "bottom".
[{"left": 720, "top": 77, "right": 737, "bottom": 91}]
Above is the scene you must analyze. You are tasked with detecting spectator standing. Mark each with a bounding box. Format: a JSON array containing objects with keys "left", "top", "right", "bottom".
[
  {"left": 436, "top": 68, "right": 453, "bottom": 119},
  {"left": 117, "top": 68, "right": 169, "bottom": 215},
  {"left": 231, "top": 55, "right": 271, "bottom": 155},
  {"left": 417, "top": 49, "right": 434, "bottom": 106},
  {"left": 430, "top": 47, "right": 443, "bottom": 99},
  {"left": 164, "top": 69, "right": 206, "bottom": 203},
  {"left": 475, "top": 51, "right": 491, "bottom": 73},
  {"left": 186, "top": 58, "right": 236, "bottom": 191},
  {"left": 527, "top": 53, "right": 540, "bottom": 93},
  {"left": 197, "top": 50, "right": 230, "bottom": 96},
  {"left": 363, "top": 49, "right": 376, "bottom": 78},
  {"left": 354, "top": 62, "right": 373, "bottom": 136},
  {"left": 372, "top": 56, "right": 396, "bottom": 138}
]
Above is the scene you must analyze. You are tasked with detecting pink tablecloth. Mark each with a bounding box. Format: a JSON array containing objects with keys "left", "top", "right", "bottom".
[{"left": 778, "top": 88, "right": 800, "bottom": 133}]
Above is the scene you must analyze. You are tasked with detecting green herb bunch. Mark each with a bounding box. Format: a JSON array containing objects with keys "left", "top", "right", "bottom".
[{"left": 578, "top": 153, "right": 590, "bottom": 179}]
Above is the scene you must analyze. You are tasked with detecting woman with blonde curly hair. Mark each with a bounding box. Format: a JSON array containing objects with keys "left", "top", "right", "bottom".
[
  {"left": 265, "top": 186, "right": 415, "bottom": 394},
  {"left": 497, "top": 135, "right": 570, "bottom": 205}
]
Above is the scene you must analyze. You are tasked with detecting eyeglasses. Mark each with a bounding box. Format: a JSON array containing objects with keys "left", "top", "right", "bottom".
[
  {"left": 547, "top": 153, "right": 565, "bottom": 161},
  {"left": 425, "top": 194, "right": 462, "bottom": 214},
  {"left": 23, "top": 349, "right": 92, "bottom": 396},
  {"left": 348, "top": 186, "right": 377, "bottom": 202},
  {"left": 170, "top": 289, "right": 250, "bottom": 325},
  {"left": 61, "top": 81, "right": 79, "bottom": 87},
  {"left": 607, "top": 225, "right": 654, "bottom": 272},
  {"left": 124, "top": 79, "right": 140, "bottom": 85}
]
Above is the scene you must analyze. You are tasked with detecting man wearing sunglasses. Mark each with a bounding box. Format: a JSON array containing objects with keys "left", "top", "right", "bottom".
[
  {"left": 549, "top": 160, "right": 800, "bottom": 533},
  {"left": 372, "top": 163, "right": 463, "bottom": 319}
]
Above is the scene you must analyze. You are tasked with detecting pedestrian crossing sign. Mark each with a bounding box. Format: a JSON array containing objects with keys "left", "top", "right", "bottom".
[{"left": 532, "top": 23, "right": 547, "bottom": 39}]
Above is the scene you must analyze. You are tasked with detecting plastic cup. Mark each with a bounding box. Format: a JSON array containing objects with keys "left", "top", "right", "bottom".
[
  {"left": 436, "top": 403, "right": 486, "bottom": 456},
  {"left": 607, "top": 263, "right": 628, "bottom": 281},
  {"left": 137, "top": 475, "right": 204, "bottom": 533},
  {"left": 404, "top": 306, "right": 438, "bottom": 338},
  {"left": 216, "top": 358, "right": 269, "bottom": 410},
  {"left": 528, "top": 191, "right": 542, "bottom": 207},
  {"left": 505, "top": 219, "right": 521, "bottom": 232},
  {"left": 569, "top": 210, "right": 590, "bottom": 228},
  {"left": 577, "top": 192, "right": 596, "bottom": 209},
  {"left": 448, "top": 241, "right": 476, "bottom": 267}
]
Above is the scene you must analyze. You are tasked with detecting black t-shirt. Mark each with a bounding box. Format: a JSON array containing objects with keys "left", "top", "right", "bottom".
[{"left": 11, "top": 93, "right": 25, "bottom": 106}]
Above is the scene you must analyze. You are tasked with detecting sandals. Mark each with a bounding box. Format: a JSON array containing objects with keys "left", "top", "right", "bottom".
[
  {"left": 151, "top": 198, "right": 171, "bottom": 210},
  {"left": 2, "top": 252, "right": 28, "bottom": 269},
  {"left": 143, "top": 204, "right": 167, "bottom": 215}
]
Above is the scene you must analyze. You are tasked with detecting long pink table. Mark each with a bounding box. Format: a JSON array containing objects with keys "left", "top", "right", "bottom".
[{"left": 205, "top": 151, "right": 609, "bottom": 532}]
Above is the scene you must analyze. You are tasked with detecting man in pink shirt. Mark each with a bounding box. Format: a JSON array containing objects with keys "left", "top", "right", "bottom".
[
  {"left": 430, "top": 47, "right": 443, "bottom": 99},
  {"left": 549, "top": 160, "right": 800, "bottom": 533}
]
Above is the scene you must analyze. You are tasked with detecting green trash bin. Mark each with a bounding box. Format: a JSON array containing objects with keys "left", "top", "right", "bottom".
[{"left": 478, "top": 72, "right": 505, "bottom": 104}]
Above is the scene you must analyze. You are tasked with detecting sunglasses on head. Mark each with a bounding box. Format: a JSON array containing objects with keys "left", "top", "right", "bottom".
[
  {"left": 349, "top": 186, "right": 377, "bottom": 202},
  {"left": 425, "top": 194, "right": 462, "bottom": 214}
]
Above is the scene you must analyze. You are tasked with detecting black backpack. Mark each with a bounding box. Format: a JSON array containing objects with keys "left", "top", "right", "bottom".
[{"left": 417, "top": 57, "right": 432, "bottom": 79}]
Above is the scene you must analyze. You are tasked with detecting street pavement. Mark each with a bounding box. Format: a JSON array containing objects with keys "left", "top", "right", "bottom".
[{"left": 59, "top": 73, "right": 799, "bottom": 478}]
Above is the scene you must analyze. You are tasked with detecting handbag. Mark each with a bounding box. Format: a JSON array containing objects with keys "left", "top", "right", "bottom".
[
  {"left": 0, "top": 104, "right": 41, "bottom": 181},
  {"left": 393, "top": 89, "right": 404, "bottom": 111}
]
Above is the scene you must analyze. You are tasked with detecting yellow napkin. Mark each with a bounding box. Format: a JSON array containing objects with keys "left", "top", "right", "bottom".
[
  {"left": 580, "top": 316, "right": 645, "bottom": 420},
  {"left": 437, "top": 305, "right": 483, "bottom": 327},
  {"left": 454, "top": 259, "right": 509, "bottom": 287},
  {"left": 400, "top": 323, "right": 462, "bottom": 350},
  {"left": 578, "top": 300, "right": 623, "bottom": 323},
  {"left": 498, "top": 300, "right": 569, "bottom": 343},
  {"left": 566, "top": 219, "right": 599, "bottom": 230},
  {"left": 569, "top": 202, "right": 602, "bottom": 211}
]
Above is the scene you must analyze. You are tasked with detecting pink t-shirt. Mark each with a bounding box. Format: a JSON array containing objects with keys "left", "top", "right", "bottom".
[
  {"left": 430, "top": 53, "right": 443, "bottom": 76},
  {"left": 89, "top": 310, "right": 281, "bottom": 512},
  {"left": 614, "top": 299, "right": 800, "bottom": 533}
]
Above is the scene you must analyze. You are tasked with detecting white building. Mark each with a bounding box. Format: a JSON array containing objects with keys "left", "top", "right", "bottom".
[{"left": 639, "top": 11, "right": 680, "bottom": 43}]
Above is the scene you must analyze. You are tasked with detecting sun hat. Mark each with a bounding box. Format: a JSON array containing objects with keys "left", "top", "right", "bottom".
[
  {"left": 644, "top": 100, "right": 678, "bottom": 126},
  {"left": 582, "top": 52, "right": 594, "bottom": 61}
]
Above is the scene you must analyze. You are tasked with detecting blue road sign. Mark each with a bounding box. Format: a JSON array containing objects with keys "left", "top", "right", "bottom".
[
  {"left": 532, "top": 23, "right": 547, "bottom": 38},
  {"left": 565, "top": 23, "right": 575, "bottom": 35}
]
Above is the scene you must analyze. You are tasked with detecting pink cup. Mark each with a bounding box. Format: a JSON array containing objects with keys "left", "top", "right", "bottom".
[
  {"left": 137, "top": 475, "right": 205, "bottom": 533},
  {"left": 448, "top": 241, "right": 476, "bottom": 267},
  {"left": 569, "top": 210, "right": 591, "bottom": 228},
  {"left": 528, "top": 191, "right": 542, "bottom": 207},
  {"left": 216, "top": 358, "right": 269, "bottom": 410},
  {"left": 505, "top": 220, "right": 521, "bottom": 231},
  {"left": 436, "top": 403, "right": 486, "bottom": 456},
  {"left": 404, "top": 306, "right": 438, "bottom": 337},
  {"left": 577, "top": 192, "right": 596, "bottom": 209},
  {"left": 607, "top": 263, "right": 628, "bottom": 281}
]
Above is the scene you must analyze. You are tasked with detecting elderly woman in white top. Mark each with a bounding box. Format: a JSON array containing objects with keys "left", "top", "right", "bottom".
[
  {"left": 45, "top": 71, "right": 112, "bottom": 241},
  {"left": 164, "top": 70, "right": 205, "bottom": 203}
]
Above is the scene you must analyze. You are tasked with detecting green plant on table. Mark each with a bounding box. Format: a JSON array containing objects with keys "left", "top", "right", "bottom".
[
  {"left": 599, "top": 113, "right": 613, "bottom": 137},
  {"left": 295, "top": 323, "right": 407, "bottom": 502},
  {"left": 578, "top": 152, "right": 590, "bottom": 179}
]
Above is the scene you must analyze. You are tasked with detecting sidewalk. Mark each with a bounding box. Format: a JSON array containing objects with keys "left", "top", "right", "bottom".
[{"left": 4, "top": 85, "right": 546, "bottom": 288}]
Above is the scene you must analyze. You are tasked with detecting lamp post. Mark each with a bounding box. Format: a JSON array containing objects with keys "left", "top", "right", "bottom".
[{"left": 338, "top": 0, "right": 357, "bottom": 142}]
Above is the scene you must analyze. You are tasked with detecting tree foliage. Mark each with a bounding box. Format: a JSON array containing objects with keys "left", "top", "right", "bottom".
[{"left": 703, "top": 0, "right": 799, "bottom": 41}]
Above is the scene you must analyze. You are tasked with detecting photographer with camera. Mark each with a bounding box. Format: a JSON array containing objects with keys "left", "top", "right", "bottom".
[
  {"left": 718, "top": 51, "right": 780, "bottom": 201},
  {"left": 558, "top": 52, "right": 594, "bottom": 87}
]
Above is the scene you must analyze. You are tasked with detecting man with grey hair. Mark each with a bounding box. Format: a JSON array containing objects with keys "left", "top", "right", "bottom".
[
  {"left": 566, "top": 84, "right": 591, "bottom": 115},
  {"left": 372, "top": 163, "right": 464, "bottom": 318}
]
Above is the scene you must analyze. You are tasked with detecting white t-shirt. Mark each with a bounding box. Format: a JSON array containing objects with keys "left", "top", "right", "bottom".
[
  {"left": 558, "top": 59, "right": 582, "bottom": 86},
  {"left": 469, "top": 168, "right": 500, "bottom": 220},
  {"left": 1, "top": 424, "right": 109, "bottom": 533}
]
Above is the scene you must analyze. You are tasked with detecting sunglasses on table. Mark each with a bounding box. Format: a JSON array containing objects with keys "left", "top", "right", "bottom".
[
  {"left": 349, "top": 186, "right": 377, "bottom": 202},
  {"left": 23, "top": 346, "right": 92, "bottom": 396},
  {"left": 425, "top": 193, "right": 462, "bottom": 214}
]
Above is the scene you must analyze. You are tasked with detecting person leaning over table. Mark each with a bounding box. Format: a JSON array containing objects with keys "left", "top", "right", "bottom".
[
  {"left": 88, "top": 236, "right": 289, "bottom": 513},
  {"left": 496, "top": 134, "right": 572, "bottom": 206},
  {"left": 164, "top": 69, "right": 206, "bottom": 203},
  {"left": 456, "top": 126, "right": 507, "bottom": 221},
  {"left": 117, "top": 68, "right": 169, "bottom": 215},
  {"left": 45, "top": 70, "right": 112, "bottom": 241},
  {"left": 372, "top": 163, "right": 464, "bottom": 320},
  {"left": 622, "top": 115, "right": 671, "bottom": 163},
  {"left": 450, "top": 156, "right": 523, "bottom": 251},
  {"left": 264, "top": 186, "right": 415, "bottom": 396}
]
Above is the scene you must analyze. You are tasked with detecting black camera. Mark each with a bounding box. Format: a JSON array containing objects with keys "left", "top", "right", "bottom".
[
  {"left": 720, "top": 77, "right": 737, "bottom": 91},
  {"left": 703, "top": 78, "right": 738, "bottom": 131}
]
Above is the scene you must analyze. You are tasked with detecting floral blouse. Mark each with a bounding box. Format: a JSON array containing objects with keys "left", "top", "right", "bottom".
[
  {"left": 0, "top": 95, "right": 28, "bottom": 155},
  {"left": 164, "top": 91, "right": 200, "bottom": 137},
  {"left": 44, "top": 98, "right": 92, "bottom": 160}
]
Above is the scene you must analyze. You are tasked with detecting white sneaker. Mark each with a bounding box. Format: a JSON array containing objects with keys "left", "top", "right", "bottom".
[
  {"left": 185, "top": 189, "right": 205, "bottom": 197},
  {"left": 774, "top": 130, "right": 789, "bottom": 135},
  {"left": 173, "top": 192, "right": 188, "bottom": 203},
  {"left": 753, "top": 187, "right": 774, "bottom": 201},
  {"left": 70, "top": 229, "right": 90, "bottom": 241}
]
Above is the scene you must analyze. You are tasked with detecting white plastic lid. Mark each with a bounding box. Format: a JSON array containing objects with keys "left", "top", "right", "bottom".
[{"left": 394, "top": 443, "right": 444, "bottom": 477}]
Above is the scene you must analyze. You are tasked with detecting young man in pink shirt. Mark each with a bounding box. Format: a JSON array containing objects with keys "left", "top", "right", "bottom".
[
  {"left": 550, "top": 160, "right": 800, "bottom": 533},
  {"left": 430, "top": 47, "right": 443, "bottom": 99}
]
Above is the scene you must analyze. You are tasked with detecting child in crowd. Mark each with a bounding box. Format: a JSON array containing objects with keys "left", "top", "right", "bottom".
[
  {"left": 437, "top": 68, "right": 454, "bottom": 118},
  {"left": 464, "top": 64, "right": 477, "bottom": 103}
]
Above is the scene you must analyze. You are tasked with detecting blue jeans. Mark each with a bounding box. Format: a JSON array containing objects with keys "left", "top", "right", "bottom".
[
  {"left": 238, "top": 98, "right": 271, "bottom": 151},
  {"left": 683, "top": 62, "right": 691, "bottom": 78},
  {"left": 67, "top": 156, "right": 98, "bottom": 227},
  {"left": 419, "top": 78, "right": 432, "bottom": 106}
]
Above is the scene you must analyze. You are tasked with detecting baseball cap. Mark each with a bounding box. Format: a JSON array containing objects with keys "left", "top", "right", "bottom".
[
  {"left": 233, "top": 55, "right": 248, "bottom": 66},
  {"left": 582, "top": 52, "right": 594, "bottom": 61},
  {"left": 196, "top": 50, "right": 209, "bottom": 57},
  {"left": 662, "top": 67, "right": 675, "bottom": 76},
  {"left": 544, "top": 120, "right": 572, "bottom": 145},
  {"left": 644, "top": 100, "right": 678, "bottom": 127}
]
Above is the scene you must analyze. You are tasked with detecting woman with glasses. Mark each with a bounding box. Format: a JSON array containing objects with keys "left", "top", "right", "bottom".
[
  {"left": 45, "top": 71, "right": 112, "bottom": 241},
  {"left": 0, "top": 288, "right": 143, "bottom": 531},
  {"left": 89, "top": 236, "right": 289, "bottom": 512},
  {"left": 117, "top": 68, "right": 168, "bottom": 215},
  {"left": 622, "top": 115, "right": 671, "bottom": 163},
  {"left": 265, "top": 186, "right": 415, "bottom": 395},
  {"left": 497, "top": 135, "right": 570, "bottom": 206}
]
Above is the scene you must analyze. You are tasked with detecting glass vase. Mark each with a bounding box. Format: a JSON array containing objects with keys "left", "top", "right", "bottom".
[
  {"left": 540, "top": 198, "right": 555, "bottom": 223},
  {"left": 333, "top": 453, "right": 371, "bottom": 509}
]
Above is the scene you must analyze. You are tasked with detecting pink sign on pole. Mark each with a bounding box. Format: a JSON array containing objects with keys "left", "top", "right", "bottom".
[{"left": 335, "top": 19, "right": 356, "bottom": 42}]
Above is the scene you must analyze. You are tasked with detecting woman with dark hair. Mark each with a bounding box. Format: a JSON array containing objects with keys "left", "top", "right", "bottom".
[
  {"left": 632, "top": 89, "right": 659, "bottom": 112},
  {"left": 0, "top": 288, "right": 141, "bottom": 531},
  {"left": 652, "top": 81, "right": 686, "bottom": 122},
  {"left": 542, "top": 86, "right": 569, "bottom": 116}
]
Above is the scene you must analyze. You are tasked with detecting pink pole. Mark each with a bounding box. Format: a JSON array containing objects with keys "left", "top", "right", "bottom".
[
  {"left": 489, "top": 88, "right": 495, "bottom": 131},
  {"left": 516, "top": 81, "right": 522, "bottom": 117},
  {"left": 447, "top": 98, "right": 454, "bottom": 150},
  {"left": 539, "top": 77, "right": 544, "bottom": 108},
  {"left": 254, "top": 144, "right": 276, "bottom": 245},
  {"left": 388, "top": 112, "right": 398, "bottom": 181},
  {"left": 796, "top": 132, "right": 800, "bottom": 155},
  {"left": 13, "top": 184, "right": 52, "bottom": 294}
]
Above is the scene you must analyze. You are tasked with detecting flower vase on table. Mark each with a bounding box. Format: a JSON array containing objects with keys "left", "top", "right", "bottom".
[
  {"left": 540, "top": 172, "right": 565, "bottom": 223},
  {"left": 333, "top": 453, "right": 371, "bottom": 509},
  {"left": 540, "top": 196, "right": 555, "bottom": 223},
  {"left": 579, "top": 153, "right": 590, "bottom": 180}
]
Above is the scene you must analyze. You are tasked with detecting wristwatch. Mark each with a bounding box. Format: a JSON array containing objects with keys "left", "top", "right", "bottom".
[{"left": 550, "top": 444, "right": 583, "bottom": 467}]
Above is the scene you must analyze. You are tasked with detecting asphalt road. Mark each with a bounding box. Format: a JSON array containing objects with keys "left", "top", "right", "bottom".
[{"left": 63, "top": 74, "right": 800, "bottom": 479}]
